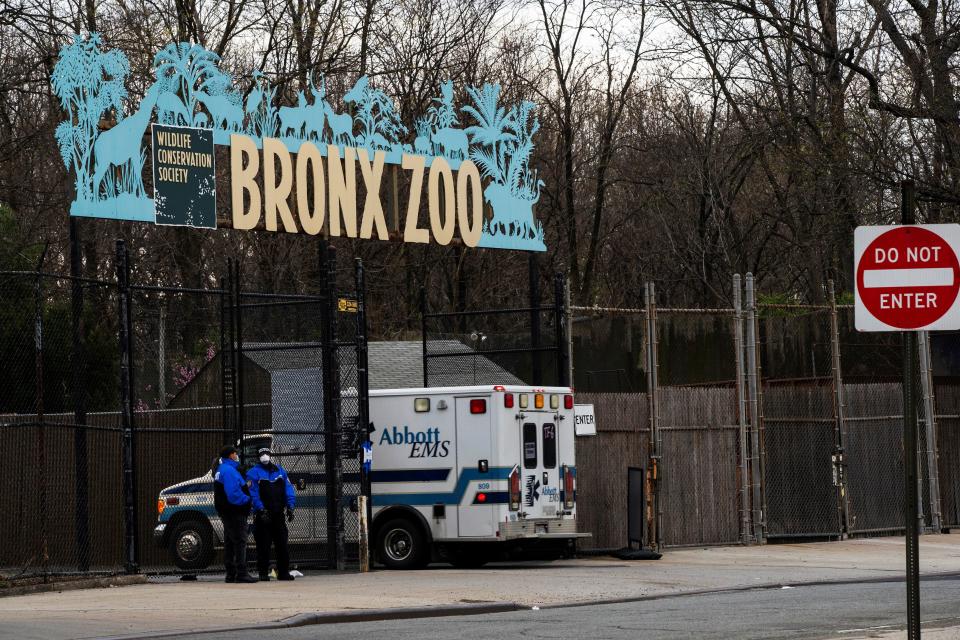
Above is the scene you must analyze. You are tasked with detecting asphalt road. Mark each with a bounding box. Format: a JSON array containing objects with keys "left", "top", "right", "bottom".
[{"left": 164, "top": 574, "right": 960, "bottom": 640}]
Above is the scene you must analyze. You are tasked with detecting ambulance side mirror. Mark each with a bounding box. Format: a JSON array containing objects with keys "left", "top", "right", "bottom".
[{"left": 478, "top": 459, "right": 489, "bottom": 473}]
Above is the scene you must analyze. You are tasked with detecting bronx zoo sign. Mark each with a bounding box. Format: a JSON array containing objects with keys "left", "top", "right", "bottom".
[{"left": 52, "top": 35, "right": 546, "bottom": 251}]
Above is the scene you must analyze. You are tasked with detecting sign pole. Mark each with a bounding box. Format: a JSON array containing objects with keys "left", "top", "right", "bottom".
[{"left": 901, "top": 179, "right": 921, "bottom": 640}]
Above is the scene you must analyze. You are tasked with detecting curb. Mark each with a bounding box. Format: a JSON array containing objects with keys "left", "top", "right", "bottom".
[
  {"left": 0, "top": 574, "right": 147, "bottom": 598},
  {"left": 537, "top": 569, "right": 960, "bottom": 611},
  {"left": 95, "top": 602, "right": 526, "bottom": 640},
  {"left": 63, "top": 570, "right": 960, "bottom": 639}
]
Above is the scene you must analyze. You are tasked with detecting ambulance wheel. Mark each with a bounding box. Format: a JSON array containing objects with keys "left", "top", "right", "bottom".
[
  {"left": 376, "top": 518, "right": 427, "bottom": 569},
  {"left": 169, "top": 519, "right": 214, "bottom": 571}
]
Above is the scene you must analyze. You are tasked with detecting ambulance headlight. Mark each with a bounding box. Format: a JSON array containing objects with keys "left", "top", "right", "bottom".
[{"left": 414, "top": 398, "right": 430, "bottom": 413}]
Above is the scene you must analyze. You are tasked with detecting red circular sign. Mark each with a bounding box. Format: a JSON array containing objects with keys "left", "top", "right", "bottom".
[{"left": 857, "top": 227, "right": 960, "bottom": 329}]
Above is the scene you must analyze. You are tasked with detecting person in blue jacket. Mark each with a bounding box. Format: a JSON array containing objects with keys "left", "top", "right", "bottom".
[
  {"left": 247, "top": 447, "right": 296, "bottom": 581},
  {"left": 213, "top": 445, "right": 257, "bottom": 583}
]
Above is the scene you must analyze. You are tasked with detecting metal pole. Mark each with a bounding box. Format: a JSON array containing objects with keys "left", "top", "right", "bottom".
[
  {"left": 34, "top": 252, "right": 49, "bottom": 580},
  {"left": 320, "top": 245, "right": 343, "bottom": 570},
  {"left": 565, "top": 275, "right": 574, "bottom": 388},
  {"left": 745, "top": 273, "right": 764, "bottom": 542},
  {"left": 733, "top": 275, "right": 751, "bottom": 543},
  {"left": 529, "top": 253, "right": 542, "bottom": 385},
  {"left": 355, "top": 257, "right": 373, "bottom": 565},
  {"left": 69, "top": 221, "right": 89, "bottom": 572},
  {"left": 901, "top": 179, "right": 921, "bottom": 640},
  {"left": 420, "top": 287, "right": 428, "bottom": 387},
  {"left": 555, "top": 273, "right": 568, "bottom": 387},
  {"left": 116, "top": 240, "right": 139, "bottom": 574},
  {"left": 234, "top": 261, "right": 245, "bottom": 452},
  {"left": 645, "top": 282, "right": 662, "bottom": 550},
  {"left": 829, "top": 280, "right": 850, "bottom": 538},
  {"left": 918, "top": 330, "right": 941, "bottom": 532}
]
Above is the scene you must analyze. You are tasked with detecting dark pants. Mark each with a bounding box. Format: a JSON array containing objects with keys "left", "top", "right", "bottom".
[
  {"left": 254, "top": 511, "right": 289, "bottom": 577},
  {"left": 222, "top": 512, "right": 250, "bottom": 577}
]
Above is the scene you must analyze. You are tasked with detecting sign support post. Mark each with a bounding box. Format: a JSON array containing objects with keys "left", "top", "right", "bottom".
[{"left": 901, "top": 179, "right": 921, "bottom": 640}]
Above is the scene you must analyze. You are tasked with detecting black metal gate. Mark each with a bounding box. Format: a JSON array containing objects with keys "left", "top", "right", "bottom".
[
  {"left": 420, "top": 270, "right": 569, "bottom": 388},
  {"left": 0, "top": 241, "right": 368, "bottom": 581}
]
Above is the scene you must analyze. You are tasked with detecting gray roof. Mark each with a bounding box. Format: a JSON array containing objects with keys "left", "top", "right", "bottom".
[{"left": 242, "top": 340, "right": 524, "bottom": 389}]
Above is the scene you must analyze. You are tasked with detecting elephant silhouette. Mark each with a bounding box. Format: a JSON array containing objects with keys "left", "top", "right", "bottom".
[{"left": 434, "top": 127, "right": 468, "bottom": 160}]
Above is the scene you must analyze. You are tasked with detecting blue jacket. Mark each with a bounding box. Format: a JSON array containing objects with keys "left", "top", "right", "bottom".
[
  {"left": 213, "top": 458, "right": 251, "bottom": 516},
  {"left": 246, "top": 462, "right": 296, "bottom": 512}
]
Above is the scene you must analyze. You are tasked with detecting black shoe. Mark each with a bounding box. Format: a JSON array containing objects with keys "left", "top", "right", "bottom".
[
  {"left": 225, "top": 575, "right": 236, "bottom": 583},
  {"left": 259, "top": 573, "right": 270, "bottom": 582},
  {"left": 236, "top": 574, "right": 258, "bottom": 583},
  {"left": 277, "top": 573, "right": 295, "bottom": 581}
]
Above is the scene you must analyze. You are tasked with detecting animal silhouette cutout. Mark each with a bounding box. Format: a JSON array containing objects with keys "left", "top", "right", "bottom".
[
  {"left": 302, "top": 75, "right": 327, "bottom": 141},
  {"left": 324, "top": 103, "right": 354, "bottom": 146},
  {"left": 195, "top": 90, "right": 242, "bottom": 130},
  {"left": 157, "top": 90, "right": 190, "bottom": 125},
  {"left": 91, "top": 81, "right": 162, "bottom": 198},
  {"left": 434, "top": 127, "right": 468, "bottom": 159},
  {"left": 484, "top": 181, "right": 540, "bottom": 238},
  {"left": 279, "top": 92, "right": 308, "bottom": 138}
]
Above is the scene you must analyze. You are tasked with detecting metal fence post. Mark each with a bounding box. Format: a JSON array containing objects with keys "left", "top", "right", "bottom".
[
  {"left": 565, "top": 275, "right": 574, "bottom": 387},
  {"left": 116, "top": 240, "right": 139, "bottom": 574},
  {"left": 828, "top": 280, "right": 850, "bottom": 538},
  {"left": 733, "top": 275, "right": 752, "bottom": 543},
  {"left": 918, "top": 330, "right": 942, "bottom": 531},
  {"left": 555, "top": 273, "right": 568, "bottom": 387},
  {"left": 644, "top": 282, "right": 662, "bottom": 550},
  {"left": 233, "top": 261, "right": 245, "bottom": 451},
  {"left": 320, "top": 245, "right": 344, "bottom": 570},
  {"left": 70, "top": 231, "right": 90, "bottom": 571},
  {"left": 354, "top": 257, "right": 373, "bottom": 565},
  {"left": 529, "top": 253, "right": 542, "bottom": 385},
  {"left": 33, "top": 254, "right": 49, "bottom": 580},
  {"left": 745, "top": 273, "right": 764, "bottom": 542},
  {"left": 420, "top": 287, "right": 428, "bottom": 387}
]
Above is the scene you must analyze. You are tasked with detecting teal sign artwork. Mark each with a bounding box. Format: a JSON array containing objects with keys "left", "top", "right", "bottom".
[
  {"left": 52, "top": 34, "right": 546, "bottom": 251},
  {"left": 152, "top": 125, "right": 216, "bottom": 228}
]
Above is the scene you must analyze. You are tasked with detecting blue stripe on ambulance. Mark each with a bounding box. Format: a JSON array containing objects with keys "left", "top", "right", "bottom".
[{"left": 371, "top": 466, "right": 513, "bottom": 506}]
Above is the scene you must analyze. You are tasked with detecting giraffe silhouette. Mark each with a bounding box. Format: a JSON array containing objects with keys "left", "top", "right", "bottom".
[{"left": 91, "top": 81, "right": 162, "bottom": 199}]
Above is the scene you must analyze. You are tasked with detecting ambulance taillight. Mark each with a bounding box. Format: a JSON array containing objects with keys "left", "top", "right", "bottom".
[
  {"left": 562, "top": 464, "right": 575, "bottom": 509},
  {"left": 509, "top": 466, "right": 521, "bottom": 511}
]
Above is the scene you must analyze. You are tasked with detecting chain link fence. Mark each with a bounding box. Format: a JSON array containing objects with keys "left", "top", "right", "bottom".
[
  {"left": 0, "top": 243, "right": 368, "bottom": 583},
  {"left": 572, "top": 275, "right": 959, "bottom": 550},
  {"left": 421, "top": 273, "right": 568, "bottom": 388}
]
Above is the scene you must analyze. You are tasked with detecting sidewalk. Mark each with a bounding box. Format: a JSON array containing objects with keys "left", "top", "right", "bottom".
[{"left": 1, "top": 533, "right": 958, "bottom": 640}]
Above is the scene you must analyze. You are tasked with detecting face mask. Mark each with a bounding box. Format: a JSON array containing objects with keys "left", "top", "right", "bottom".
[{"left": 259, "top": 454, "right": 271, "bottom": 464}]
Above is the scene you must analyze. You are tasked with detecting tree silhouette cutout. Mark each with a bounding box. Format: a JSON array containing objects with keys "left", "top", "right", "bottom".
[{"left": 52, "top": 33, "right": 129, "bottom": 205}]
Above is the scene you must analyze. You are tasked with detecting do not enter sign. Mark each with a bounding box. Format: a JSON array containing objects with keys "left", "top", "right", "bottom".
[{"left": 855, "top": 224, "right": 960, "bottom": 331}]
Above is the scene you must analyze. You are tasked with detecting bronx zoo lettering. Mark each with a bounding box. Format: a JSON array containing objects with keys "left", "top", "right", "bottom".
[{"left": 231, "top": 135, "right": 484, "bottom": 246}]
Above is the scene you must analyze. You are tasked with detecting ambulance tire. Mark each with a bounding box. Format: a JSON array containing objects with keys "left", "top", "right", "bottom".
[
  {"left": 376, "top": 518, "right": 428, "bottom": 570},
  {"left": 168, "top": 518, "right": 215, "bottom": 571}
]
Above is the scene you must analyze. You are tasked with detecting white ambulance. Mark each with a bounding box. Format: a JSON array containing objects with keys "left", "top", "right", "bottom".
[
  {"left": 154, "top": 385, "right": 586, "bottom": 569},
  {"left": 369, "top": 385, "right": 585, "bottom": 568}
]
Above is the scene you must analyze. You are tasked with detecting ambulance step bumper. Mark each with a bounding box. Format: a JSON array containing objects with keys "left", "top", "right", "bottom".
[{"left": 498, "top": 519, "right": 590, "bottom": 540}]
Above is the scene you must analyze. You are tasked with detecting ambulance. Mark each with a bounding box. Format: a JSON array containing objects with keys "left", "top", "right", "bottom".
[{"left": 154, "top": 385, "right": 586, "bottom": 570}]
